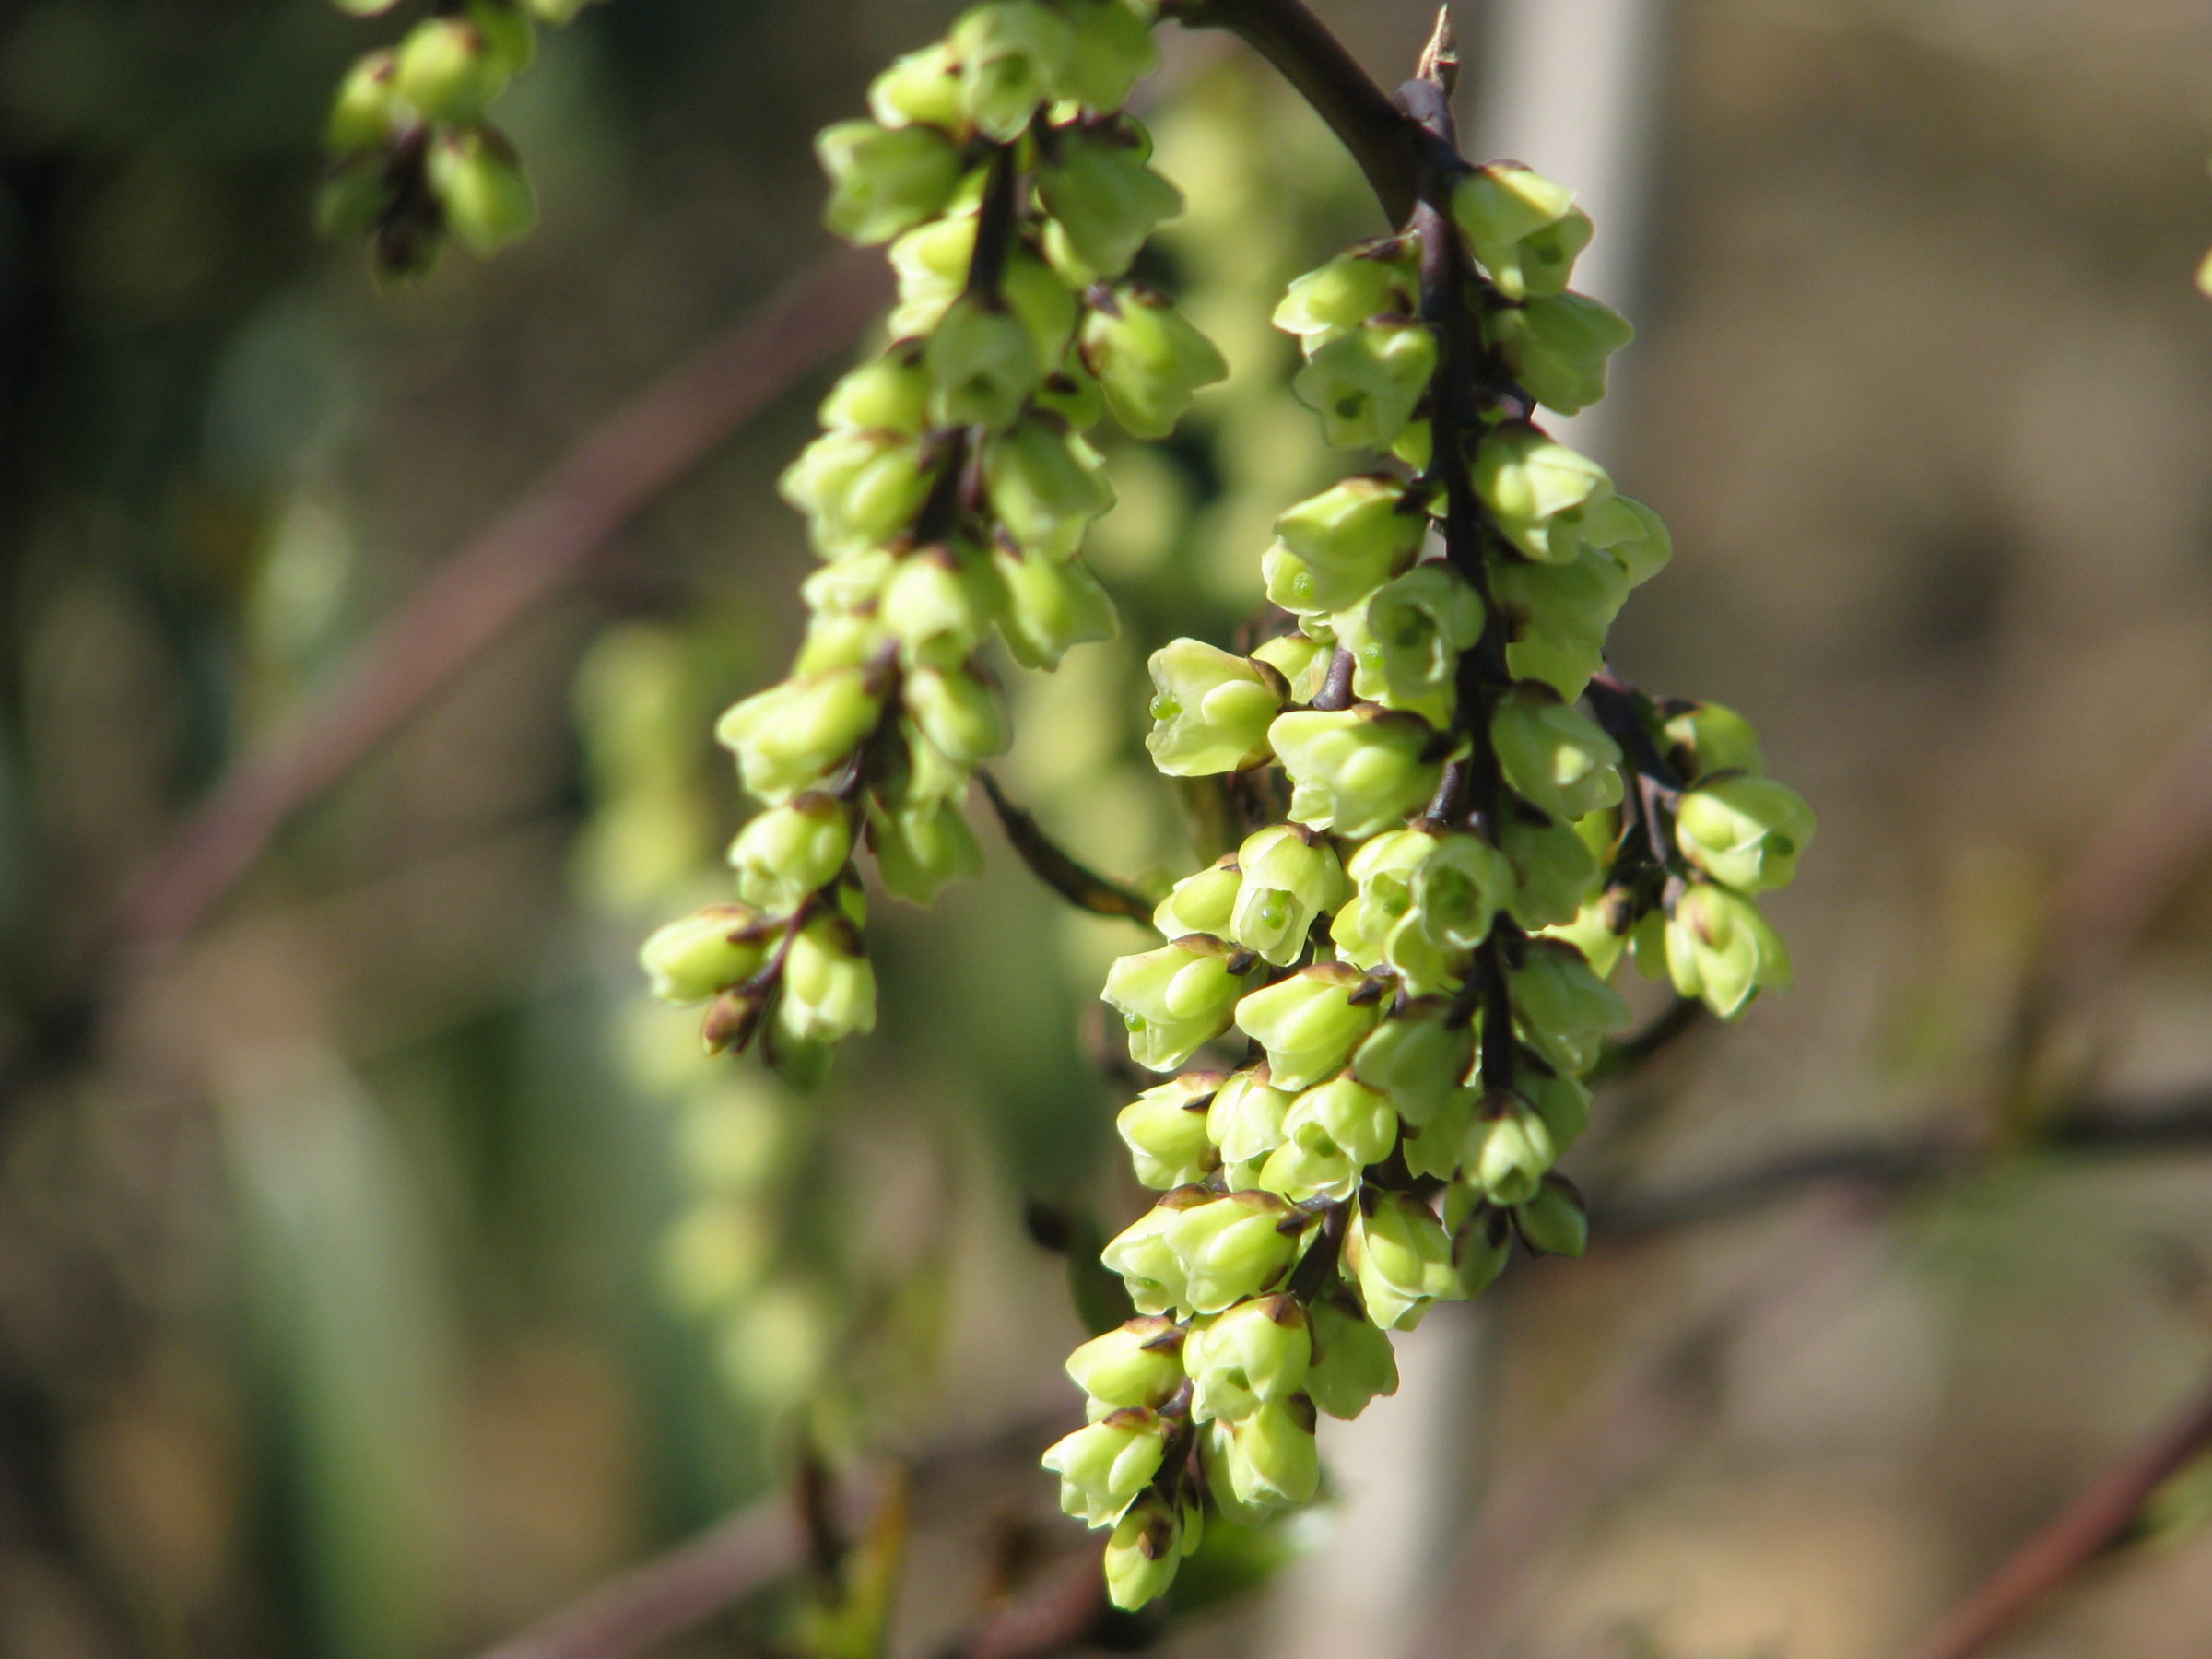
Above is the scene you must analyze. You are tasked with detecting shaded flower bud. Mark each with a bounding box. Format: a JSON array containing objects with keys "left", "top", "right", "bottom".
[
  {"left": 865, "top": 791, "right": 983, "bottom": 905},
  {"left": 1492, "top": 684, "right": 1623, "bottom": 821},
  {"left": 869, "top": 42, "right": 966, "bottom": 131},
  {"left": 1165, "top": 1189, "right": 1303, "bottom": 1312},
  {"left": 1062, "top": 0, "right": 1160, "bottom": 112},
  {"left": 819, "top": 347, "right": 932, "bottom": 436},
  {"left": 993, "top": 547, "right": 1118, "bottom": 669},
  {"left": 1472, "top": 425, "right": 1614, "bottom": 565},
  {"left": 1041, "top": 1407, "right": 1167, "bottom": 1526},
  {"left": 1499, "top": 811, "right": 1600, "bottom": 929},
  {"left": 1103, "top": 936, "right": 1252, "bottom": 1072},
  {"left": 1100, "top": 1191, "right": 1209, "bottom": 1313},
  {"left": 327, "top": 50, "right": 401, "bottom": 153},
  {"left": 1144, "top": 639, "right": 1282, "bottom": 775},
  {"left": 1452, "top": 1204, "right": 1513, "bottom": 1296},
  {"left": 983, "top": 418, "right": 1114, "bottom": 557},
  {"left": 1516, "top": 1174, "right": 1588, "bottom": 1257},
  {"left": 1305, "top": 1296, "right": 1399, "bottom": 1419},
  {"left": 1492, "top": 547, "right": 1630, "bottom": 700},
  {"left": 1273, "top": 241, "right": 1418, "bottom": 346},
  {"left": 1284, "top": 1074, "right": 1397, "bottom": 1169},
  {"left": 1261, "top": 476, "right": 1424, "bottom": 615},
  {"left": 427, "top": 126, "right": 536, "bottom": 256},
  {"left": 1338, "top": 563, "right": 1485, "bottom": 724},
  {"left": 1186, "top": 1294, "right": 1311, "bottom": 1421},
  {"left": 1079, "top": 288, "right": 1227, "bottom": 439},
  {"left": 925, "top": 292, "right": 1043, "bottom": 432},
  {"left": 889, "top": 218, "right": 1077, "bottom": 360},
  {"left": 1665, "top": 882, "right": 1791, "bottom": 1018},
  {"left": 1412, "top": 831, "right": 1513, "bottom": 950},
  {"left": 1352, "top": 1003, "right": 1475, "bottom": 1126},
  {"left": 1235, "top": 964, "right": 1386, "bottom": 1090},
  {"left": 1066, "top": 1315, "right": 1185, "bottom": 1412},
  {"left": 1461, "top": 1095, "right": 1556, "bottom": 1205},
  {"left": 1230, "top": 824, "right": 1347, "bottom": 966},
  {"left": 952, "top": 0, "right": 1076, "bottom": 141},
  {"left": 716, "top": 667, "right": 884, "bottom": 802},
  {"left": 883, "top": 546, "right": 996, "bottom": 670},
  {"left": 778, "top": 429, "right": 935, "bottom": 555},
  {"left": 1102, "top": 1493, "right": 1190, "bottom": 1611},
  {"left": 903, "top": 664, "right": 1008, "bottom": 767},
  {"left": 394, "top": 17, "right": 510, "bottom": 123},
  {"left": 817, "top": 119, "right": 965, "bottom": 245},
  {"left": 777, "top": 912, "right": 877, "bottom": 1044},
  {"left": 1118, "top": 1072, "right": 1222, "bottom": 1190},
  {"left": 1269, "top": 708, "right": 1446, "bottom": 839},
  {"left": 1511, "top": 938, "right": 1630, "bottom": 1074},
  {"left": 1038, "top": 126, "right": 1182, "bottom": 280},
  {"left": 1347, "top": 1192, "right": 1460, "bottom": 1330},
  {"left": 730, "top": 794, "right": 853, "bottom": 914},
  {"left": 1206, "top": 1066, "right": 1296, "bottom": 1164},
  {"left": 1152, "top": 856, "right": 1241, "bottom": 939},
  {"left": 1580, "top": 492, "right": 1673, "bottom": 585},
  {"left": 1676, "top": 775, "right": 1816, "bottom": 894},
  {"left": 1663, "top": 700, "right": 1766, "bottom": 781},
  {"left": 1490, "top": 292, "right": 1634, "bottom": 416},
  {"left": 1523, "top": 1064, "right": 1592, "bottom": 1151},
  {"left": 1293, "top": 317, "right": 1439, "bottom": 450},
  {"left": 641, "top": 905, "right": 771, "bottom": 1004}
]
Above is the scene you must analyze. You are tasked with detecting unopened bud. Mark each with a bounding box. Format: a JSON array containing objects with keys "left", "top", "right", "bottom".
[
  {"left": 1472, "top": 425, "right": 1614, "bottom": 565},
  {"left": 1492, "top": 684, "right": 1624, "bottom": 821},
  {"left": 1186, "top": 1294, "right": 1310, "bottom": 1421},
  {"left": 1066, "top": 1315, "right": 1186, "bottom": 1411},
  {"left": 1230, "top": 823, "right": 1347, "bottom": 966},
  {"left": 1103, "top": 935, "right": 1252, "bottom": 1073},
  {"left": 1041, "top": 1407, "right": 1167, "bottom": 1526},
  {"left": 1665, "top": 882, "right": 1791, "bottom": 1018},
  {"left": 1117, "top": 1072, "right": 1222, "bottom": 1189},
  {"left": 1079, "top": 287, "right": 1227, "bottom": 439},
  {"left": 1269, "top": 707, "right": 1446, "bottom": 839},
  {"left": 729, "top": 794, "right": 853, "bottom": 913},
  {"left": 1516, "top": 1174, "right": 1589, "bottom": 1257},
  {"left": 951, "top": 0, "right": 1077, "bottom": 141},
  {"left": 1038, "top": 125, "right": 1182, "bottom": 280},
  {"left": 925, "top": 292, "right": 1043, "bottom": 433},
  {"left": 641, "top": 905, "right": 771, "bottom": 1004},
  {"left": 1304, "top": 1296, "right": 1399, "bottom": 1419},
  {"left": 1143, "top": 639, "right": 1283, "bottom": 775},
  {"left": 817, "top": 119, "right": 965, "bottom": 246},
  {"left": 1234, "top": 963, "right": 1386, "bottom": 1090},
  {"left": 1152, "top": 856, "right": 1241, "bottom": 939},
  {"left": 1293, "top": 316, "right": 1438, "bottom": 451},
  {"left": 1346, "top": 1191, "right": 1460, "bottom": 1330},
  {"left": 1676, "top": 774, "right": 1816, "bottom": 894},
  {"left": 1261, "top": 476, "right": 1424, "bottom": 615},
  {"left": 426, "top": 126, "right": 535, "bottom": 256}
]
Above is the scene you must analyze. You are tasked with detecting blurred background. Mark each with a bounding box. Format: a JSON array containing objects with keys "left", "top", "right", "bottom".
[{"left": 4, "top": 0, "right": 2212, "bottom": 1655}]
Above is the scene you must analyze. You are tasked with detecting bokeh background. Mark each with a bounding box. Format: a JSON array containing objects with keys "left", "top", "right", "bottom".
[{"left": 6, "top": 1, "right": 2212, "bottom": 1656}]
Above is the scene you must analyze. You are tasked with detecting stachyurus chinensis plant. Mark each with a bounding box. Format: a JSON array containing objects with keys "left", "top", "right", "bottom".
[{"left": 322, "top": 0, "right": 1814, "bottom": 1621}]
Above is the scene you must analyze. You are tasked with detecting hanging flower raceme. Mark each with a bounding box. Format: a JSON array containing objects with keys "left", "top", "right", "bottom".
[
  {"left": 639, "top": 0, "right": 1225, "bottom": 1088},
  {"left": 1052, "top": 106, "right": 1814, "bottom": 1610}
]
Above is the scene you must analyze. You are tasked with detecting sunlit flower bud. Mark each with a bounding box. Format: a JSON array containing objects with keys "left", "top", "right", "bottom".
[
  {"left": 1499, "top": 812, "right": 1599, "bottom": 929},
  {"left": 1261, "top": 476, "right": 1424, "bottom": 615},
  {"left": 775, "top": 911, "right": 877, "bottom": 1044},
  {"left": 1167, "top": 1189, "right": 1303, "bottom": 1313},
  {"left": 1144, "top": 639, "right": 1283, "bottom": 775},
  {"left": 925, "top": 292, "right": 1043, "bottom": 433},
  {"left": 1041, "top": 1407, "right": 1167, "bottom": 1526},
  {"left": 426, "top": 126, "right": 536, "bottom": 255},
  {"left": 1118, "top": 1072, "right": 1222, "bottom": 1189},
  {"left": 1250, "top": 632, "right": 1329, "bottom": 700},
  {"left": 1230, "top": 824, "right": 1347, "bottom": 966},
  {"left": 1451, "top": 163, "right": 1581, "bottom": 300},
  {"left": 1066, "top": 1315, "right": 1186, "bottom": 1411},
  {"left": 1273, "top": 240, "right": 1419, "bottom": 345},
  {"left": 1544, "top": 891, "right": 1630, "bottom": 978},
  {"left": 394, "top": 18, "right": 510, "bottom": 123},
  {"left": 1236, "top": 963, "right": 1386, "bottom": 1090},
  {"left": 893, "top": 218, "right": 1083, "bottom": 360},
  {"left": 1662, "top": 700, "right": 1766, "bottom": 781},
  {"left": 1256, "top": 1133, "right": 1359, "bottom": 1203},
  {"left": 865, "top": 790, "right": 982, "bottom": 904},
  {"left": 716, "top": 667, "right": 884, "bottom": 802},
  {"left": 1079, "top": 287, "right": 1228, "bottom": 439},
  {"left": 903, "top": 663, "right": 1007, "bottom": 767},
  {"left": 1293, "top": 317, "right": 1438, "bottom": 450},
  {"left": 1270, "top": 708, "right": 1446, "bottom": 839},
  {"left": 1493, "top": 547, "right": 1630, "bottom": 700},
  {"left": 952, "top": 0, "right": 1077, "bottom": 140},
  {"left": 1304, "top": 1296, "right": 1398, "bottom": 1419},
  {"left": 1062, "top": 0, "right": 1161, "bottom": 112},
  {"left": 1104, "top": 935, "right": 1252, "bottom": 1072},
  {"left": 992, "top": 547, "right": 1118, "bottom": 669},
  {"left": 869, "top": 42, "right": 967, "bottom": 130},
  {"left": 1517, "top": 1174, "right": 1589, "bottom": 1257},
  {"left": 1665, "top": 882, "right": 1791, "bottom": 1018},
  {"left": 1335, "top": 563, "right": 1485, "bottom": 725},
  {"left": 1186, "top": 1294, "right": 1310, "bottom": 1421},
  {"left": 1101, "top": 1189, "right": 1210, "bottom": 1312},
  {"left": 327, "top": 50, "right": 401, "bottom": 153},
  {"left": 1511, "top": 938, "right": 1630, "bottom": 1073},
  {"left": 1472, "top": 425, "right": 1614, "bottom": 564},
  {"left": 778, "top": 429, "right": 935, "bottom": 555},
  {"left": 1461, "top": 1095, "right": 1556, "bottom": 1205},
  {"left": 1153, "top": 856, "right": 1241, "bottom": 939},
  {"left": 1452, "top": 1203, "right": 1513, "bottom": 1295},
  {"left": 1038, "top": 126, "right": 1182, "bottom": 279},
  {"left": 1492, "top": 684, "right": 1623, "bottom": 821},
  {"left": 816, "top": 119, "right": 965, "bottom": 246},
  {"left": 1347, "top": 1191, "right": 1460, "bottom": 1330},
  {"left": 1676, "top": 775, "right": 1816, "bottom": 894},
  {"left": 1102, "top": 1492, "right": 1189, "bottom": 1611},
  {"left": 1352, "top": 1003, "right": 1474, "bottom": 1125},
  {"left": 1490, "top": 292, "right": 1634, "bottom": 415},
  {"left": 982, "top": 418, "right": 1114, "bottom": 557},
  {"left": 1221, "top": 1396, "right": 1322, "bottom": 1508},
  {"left": 729, "top": 794, "right": 853, "bottom": 914},
  {"left": 1415, "top": 833, "right": 1513, "bottom": 952},
  {"left": 1207, "top": 1066, "right": 1297, "bottom": 1164},
  {"left": 818, "top": 347, "right": 932, "bottom": 437},
  {"left": 641, "top": 905, "right": 771, "bottom": 1004},
  {"left": 1284, "top": 1074, "right": 1397, "bottom": 1168},
  {"left": 878, "top": 547, "right": 992, "bottom": 669}
]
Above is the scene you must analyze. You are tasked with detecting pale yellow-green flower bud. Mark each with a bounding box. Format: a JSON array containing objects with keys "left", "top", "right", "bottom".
[
  {"left": 1118, "top": 1072, "right": 1223, "bottom": 1189},
  {"left": 777, "top": 911, "right": 877, "bottom": 1044},
  {"left": 1337, "top": 563, "right": 1485, "bottom": 725},
  {"left": 1284, "top": 1074, "right": 1397, "bottom": 1168},
  {"left": 1062, "top": 0, "right": 1160, "bottom": 112},
  {"left": 641, "top": 905, "right": 771, "bottom": 1004},
  {"left": 1066, "top": 1315, "right": 1185, "bottom": 1412},
  {"left": 1101, "top": 1190, "right": 1207, "bottom": 1313},
  {"left": 1103, "top": 1493, "right": 1191, "bottom": 1612},
  {"left": 1038, "top": 125, "right": 1182, "bottom": 280},
  {"left": 1351, "top": 1004, "right": 1475, "bottom": 1126},
  {"left": 1305, "top": 1296, "right": 1399, "bottom": 1419},
  {"left": 1472, "top": 425, "right": 1614, "bottom": 564},
  {"left": 1166, "top": 1189, "right": 1304, "bottom": 1313},
  {"left": 925, "top": 292, "right": 1043, "bottom": 433},
  {"left": 327, "top": 50, "right": 401, "bottom": 153},
  {"left": 1500, "top": 812, "right": 1600, "bottom": 929},
  {"left": 778, "top": 429, "right": 934, "bottom": 555},
  {"left": 1511, "top": 938, "right": 1630, "bottom": 1073},
  {"left": 1104, "top": 935, "right": 1252, "bottom": 1072},
  {"left": 992, "top": 547, "right": 1118, "bottom": 669},
  {"left": 1492, "top": 684, "right": 1624, "bottom": 821},
  {"left": 1041, "top": 1407, "right": 1166, "bottom": 1525},
  {"left": 729, "top": 794, "right": 852, "bottom": 914},
  {"left": 1493, "top": 547, "right": 1630, "bottom": 700},
  {"left": 1676, "top": 775, "right": 1816, "bottom": 894},
  {"left": 1491, "top": 292, "right": 1634, "bottom": 415},
  {"left": 1269, "top": 707, "right": 1446, "bottom": 839},
  {"left": 1663, "top": 700, "right": 1766, "bottom": 781},
  {"left": 1262, "top": 476, "right": 1425, "bottom": 615},
  {"left": 1347, "top": 1191, "right": 1460, "bottom": 1329},
  {"left": 1206, "top": 1066, "right": 1296, "bottom": 1164},
  {"left": 1230, "top": 823, "right": 1347, "bottom": 966},
  {"left": 952, "top": 0, "right": 1076, "bottom": 141},
  {"left": 1580, "top": 492, "right": 1673, "bottom": 586},
  {"left": 890, "top": 218, "right": 1079, "bottom": 360},
  {"left": 1256, "top": 1133, "right": 1359, "bottom": 1203},
  {"left": 1293, "top": 317, "right": 1439, "bottom": 451},
  {"left": 869, "top": 43, "right": 966, "bottom": 131},
  {"left": 1218, "top": 1396, "right": 1322, "bottom": 1509},
  {"left": 865, "top": 790, "right": 982, "bottom": 904},
  {"left": 1517, "top": 1174, "right": 1588, "bottom": 1257},
  {"left": 819, "top": 347, "right": 932, "bottom": 436},
  {"left": 1461, "top": 1095, "right": 1556, "bottom": 1205},
  {"left": 716, "top": 668, "right": 884, "bottom": 803},
  {"left": 1250, "top": 632, "right": 1330, "bottom": 701},
  {"left": 1451, "top": 163, "right": 1584, "bottom": 300},
  {"left": 882, "top": 546, "right": 996, "bottom": 670},
  {"left": 816, "top": 119, "right": 965, "bottom": 245},
  {"left": 1235, "top": 963, "right": 1385, "bottom": 1090},
  {"left": 902, "top": 663, "right": 1008, "bottom": 767},
  {"left": 1080, "top": 287, "right": 1227, "bottom": 439},
  {"left": 1144, "top": 639, "right": 1283, "bottom": 775},
  {"left": 1186, "top": 1293, "right": 1310, "bottom": 1422},
  {"left": 982, "top": 418, "right": 1114, "bottom": 557},
  {"left": 1273, "top": 240, "right": 1418, "bottom": 345},
  {"left": 1152, "top": 856, "right": 1241, "bottom": 939},
  {"left": 1665, "top": 882, "right": 1791, "bottom": 1018},
  {"left": 394, "top": 17, "right": 510, "bottom": 123},
  {"left": 427, "top": 126, "right": 535, "bottom": 255},
  {"left": 1413, "top": 830, "right": 1513, "bottom": 949}
]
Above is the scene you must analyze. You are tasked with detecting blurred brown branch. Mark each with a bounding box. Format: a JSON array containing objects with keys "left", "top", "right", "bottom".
[
  {"left": 1898, "top": 1365, "right": 2212, "bottom": 1659},
  {"left": 977, "top": 770, "right": 1155, "bottom": 923}
]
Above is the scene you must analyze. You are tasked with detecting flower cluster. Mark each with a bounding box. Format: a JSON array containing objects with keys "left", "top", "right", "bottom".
[
  {"left": 316, "top": 0, "right": 590, "bottom": 277},
  {"left": 1048, "top": 135, "right": 1814, "bottom": 1607},
  {"left": 642, "top": 0, "right": 1225, "bottom": 1088}
]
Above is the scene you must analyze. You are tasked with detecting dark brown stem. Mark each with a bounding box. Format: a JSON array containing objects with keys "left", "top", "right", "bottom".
[
  {"left": 977, "top": 771, "right": 1154, "bottom": 922},
  {"left": 1587, "top": 996, "right": 1705, "bottom": 1083},
  {"left": 1898, "top": 1368, "right": 2212, "bottom": 1659}
]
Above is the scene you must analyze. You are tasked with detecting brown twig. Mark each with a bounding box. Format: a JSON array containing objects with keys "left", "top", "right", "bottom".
[
  {"left": 1897, "top": 1367, "right": 2212, "bottom": 1659},
  {"left": 976, "top": 771, "right": 1154, "bottom": 922},
  {"left": 112, "top": 245, "right": 891, "bottom": 966}
]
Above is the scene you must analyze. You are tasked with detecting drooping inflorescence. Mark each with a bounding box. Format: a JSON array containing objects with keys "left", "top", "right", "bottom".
[
  {"left": 639, "top": 1, "right": 1227, "bottom": 1088},
  {"left": 1045, "top": 64, "right": 1815, "bottom": 1610}
]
